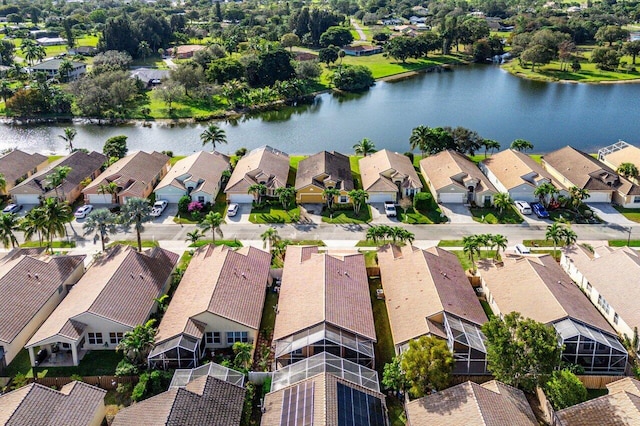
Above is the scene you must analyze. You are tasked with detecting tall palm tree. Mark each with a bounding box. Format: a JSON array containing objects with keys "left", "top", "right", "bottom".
[
  {"left": 490, "top": 234, "right": 508, "bottom": 261},
  {"left": 617, "top": 163, "right": 639, "bottom": 181},
  {"left": 409, "top": 125, "right": 432, "bottom": 157},
  {"left": 510, "top": 139, "right": 534, "bottom": 152},
  {"left": 248, "top": 183, "right": 267, "bottom": 204},
  {"left": 463, "top": 235, "right": 480, "bottom": 272},
  {"left": 45, "top": 165, "right": 73, "bottom": 200},
  {"left": 545, "top": 222, "right": 564, "bottom": 255},
  {"left": 58, "top": 128, "right": 77, "bottom": 152},
  {"left": 116, "top": 319, "right": 157, "bottom": 366},
  {"left": 533, "top": 182, "right": 558, "bottom": 208},
  {"left": 347, "top": 189, "right": 369, "bottom": 215},
  {"left": 97, "top": 182, "right": 119, "bottom": 204},
  {"left": 58, "top": 59, "right": 74, "bottom": 82},
  {"left": 322, "top": 188, "right": 341, "bottom": 210},
  {"left": 261, "top": 227, "right": 280, "bottom": 252},
  {"left": 568, "top": 186, "right": 590, "bottom": 212},
  {"left": 401, "top": 229, "right": 415, "bottom": 244},
  {"left": 353, "top": 138, "right": 376, "bottom": 157},
  {"left": 493, "top": 192, "right": 512, "bottom": 214},
  {"left": 21, "top": 207, "right": 48, "bottom": 247},
  {"left": 200, "top": 211, "right": 224, "bottom": 243},
  {"left": 41, "top": 198, "right": 73, "bottom": 252},
  {"left": 83, "top": 208, "right": 118, "bottom": 252},
  {"left": 21, "top": 39, "right": 46, "bottom": 66},
  {"left": 483, "top": 139, "right": 500, "bottom": 158},
  {"left": 200, "top": 124, "right": 227, "bottom": 151},
  {"left": 561, "top": 226, "right": 578, "bottom": 248},
  {"left": 275, "top": 187, "right": 295, "bottom": 210},
  {"left": 0, "top": 213, "right": 19, "bottom": 248},
  {"left": 120, "top": 197, "right": 153, "bottom": 252},
  {"left": 366, "top": 226, "right": 380, "bottom": 244}
]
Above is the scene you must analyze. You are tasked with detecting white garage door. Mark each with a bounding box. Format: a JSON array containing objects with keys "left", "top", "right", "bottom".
[
  {"left": 88, "top": 193, "right": 112, "bottom": 204},
  {"left": 586, "top": 192, "right": 610, "bottom": 203},
  {"left": 15, "top": 194, "right": 41, "bottom": 205},
  {"left": 510, "top": 191, "right": 535, "bottom": 203},
  {"left": 229, "top": 193, "right": 254, "bottom": 203},
  {"left": 156, "top": 193, "right": 184, "bottom": 203},
  {"left": 368, "top": 193, "right": 394, "bottom": 204},
  {"left": 439, "top": 192, "right": 464, "bottom": 203}
]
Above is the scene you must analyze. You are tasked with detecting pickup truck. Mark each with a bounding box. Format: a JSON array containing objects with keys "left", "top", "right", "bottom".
[{"left": 384, "top": 201, "right": 397, "bottom": 217}]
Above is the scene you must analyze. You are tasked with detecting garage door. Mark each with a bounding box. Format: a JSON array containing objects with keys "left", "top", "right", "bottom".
[
  {"left": 229, "top": 193, "right": 254, "bottom": 203},
  {"left": 510, "top": 191, "right": 535, "bottom": 203},
  {"left": 88, "top": 193, "right": 112, "bottom": 204},
  {"left": 586, "top": 192, "right": 610, "bottom": 203},
  {"left": 156, "top": 193, "right": 184, "bottom": 203},
  {"left": 14, "top": 194, "right": 41, "bottom": 205},
  {"left": 439, "top": 192, "right": 464, "bottom": 203},
  {"left": 368, "top": 193, "right": 394, "bottom": 204}
]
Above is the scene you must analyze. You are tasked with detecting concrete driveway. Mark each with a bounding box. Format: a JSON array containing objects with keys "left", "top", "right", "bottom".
[
  {"left": 439, "top": 204, "right": 475, "bottom": 224},
  {"left": 158, "top": 204, "right": 179, "bottom": 224},
  {"left": 225, "top": 203, "right": 252, "bottom": 224},
  {"left": 588, "top": 203, "right": 635, "bottom": 226},
  {"left": 520, "top": 211, "right": 550, "bottom": 225},
  {"left": 370, "top": 203, "right": 398, "bottom": 224}
]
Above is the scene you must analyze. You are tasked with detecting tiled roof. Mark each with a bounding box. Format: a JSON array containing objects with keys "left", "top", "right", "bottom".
[
  {"left": 481, "top": 149, "right": 565, "bottom": 191},
  {"left": 225, "top": 146, "right": 289, "bottom": 194},
  {"left": 406, "top": 380, "right": 537, "bottom": 426},
  {"left": 295, "top": 151, "right": 354, "bottom": 192},
  {"left": 0, "top": 381, "right": 106, "bottom": 426},
  {"left": 155, "top": 151, "right": 230, "bottom": 198},
  {"left": 602, "top": 143, "right": 640, "bottom": 170},
  {"left": 30, "top": 58, "right": 84, "bottom": 70},
  {"left": 273, "top": 246, "right": 376, "bottom": 342},
  {"left": 11, "top": 151, "right": 106, "bottom": 198},
  {"left": 420, "top": 150, "right": 496, "bottom": 193},
  {"left": 83, "top": 151, "right": 169, "bottom": 199},
  {"left": 543, "top": 146, "right": 639, "bottom": 195},
  {"left": 0, "top": 149, "right": 47, "bottom": 185},
  {"left": 0, "top": 251, "right": 85, "bottom": 344},
  {"left": 359, "top": 149, "right": 422, "bottom": 193},
  {"left": 27, "top": 245, "right": 178, "bottom": 347},
  {"left": 155, "top": 245, "right": 271, "bottom": 344},
  {"left": 556, "top": 377, "right": 640, "bottom": 425},
  {"left": 378, "top": 245, "right": 487, "bottom": 346},
  {"left": 112, "top": 375, "right": 245, "bottom": 426},
  {"left": 478, "top": 255, "right": 613, "bottom": 333}
]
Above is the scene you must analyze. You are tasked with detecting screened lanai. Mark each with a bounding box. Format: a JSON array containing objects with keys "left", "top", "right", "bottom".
[
  {"left": 169, "top": 361, "right": 245, "bottom": 389},
  {"left": 147, "top": 334, "right": 203, "bottom": 369},
  {"left": 443, "top": 313, "right": 489, "bottom": 375}
]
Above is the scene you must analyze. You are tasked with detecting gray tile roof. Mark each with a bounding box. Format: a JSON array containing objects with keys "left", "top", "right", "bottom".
[{"left": 295, "top": 151, "right": 354, "bottom": 192}]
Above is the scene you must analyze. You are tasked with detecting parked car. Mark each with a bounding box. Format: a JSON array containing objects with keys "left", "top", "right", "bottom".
[
  {"left": 515, "top": 244, "right": 531, "bottom": 254},
  {"left": 531, "top": 202, "right": 550, "bottom": 219},
  {"left": 227, "top": 203, "right": 239, "bottom": 217},
  {"left": 2, "top": 204, "right": 22, "bottom": 214},
  {"left": 384, "top": 201, "right": 397, "bottom": 217},
  {"left": 74, "top": 204, "right": 94, "bottom": 219},
  {"left": 514, "top": 200, "right": 532, "bottom": 215},
  {"left": 35, "top": 348, "right": 48, "bottom": 366},
  {"left": 150, "top": 200, "right": 168, "bottom": 217}
]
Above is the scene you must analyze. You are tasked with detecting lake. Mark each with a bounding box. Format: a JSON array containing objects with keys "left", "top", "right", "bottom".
[{"left": 1, "top": 65, "right": 638, "bottom": 156}]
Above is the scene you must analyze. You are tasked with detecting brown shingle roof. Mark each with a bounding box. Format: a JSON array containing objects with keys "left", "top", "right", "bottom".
[
  {"left": 154, "top": 151, "right": 230, "bottom": 198},
  {"left": 27, "top": 245, "right": 178, "bottom": 347},
  {"left": 478, "top": 255, "right": 613, "bottom": 332},
  {"left": 378, "top": 245, "right": 487, "bottom": 347},
  {"left": 83, "top": 151, "right": 169, "bottom": 199},
  {"left": 112, "top": 376, "right": 245, "bottom": 426},
  {"left": 481, "top": 149, "right": 565, "bottom": 191},
  {"left": 273, "top": 246, "right": 376, "bottom": 342},
  {"left": 602, "top": 143, "right": 640, "bottom": 170},
  {"left": 0, "top": 381, "right": 106, "bottom": 426},
  {"left": 420, "top": 150, "right": 496, "bottom": 193},
  {"left": 295, "top": 151, "right": 354, "bottom": 192},
  {"left": 0, "top": 251, "right": 85, "bottom": 344},
  {"left": 406, "top": 380, "right": 537, "bottom": 426},
  {"left": 359, "top": 149, "right": 422, "bottom": 193},
  {"left": 11, "top": 151, "right": 106, "bottom": 198},
  {"left": 225, "top": 146, "right": 289, "bottom": 194},
  {"left": 0, "top": 149, "right": 47, "bottom": 186},
  {"left": 155, "top": 245, "right": 271, "bottom": 344}
]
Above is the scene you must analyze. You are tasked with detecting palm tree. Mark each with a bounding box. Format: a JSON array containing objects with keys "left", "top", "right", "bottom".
[
  {"left": 21, "top": 207, "right": 48, "bottom": 247},
  {"left": 617, "top": 162, "right": 639, "bottom": 181},
  {"left": 21, "top": 39, "right": 46, "bottom": 66},
  {"left": 232, "top": 341, "right": 253, "bottom": 370},
  {"left": 388, "top": 226, "right": 405, "bottom": 244},
  {"left": 347, "top": 189, "right": 369, "bottom": 215},
  {"left": 353, "top": 138, "right": 376, "bottom": 157},
  {"left": 200, "top": 124, "right": 227, "bottom": 151},
  {"left": 58, "top": 59, "right": 74, "bottom": 82},
  {"left": 248, "top": 183, "right": 267, "bottom": 204},
  {"left": 185, "top": 230, "right": 204, "bottom": 244},
  {"left": 463, "top": 235, "right": 480, "bottom": 272},
  {"left": 322, "top": 187, "right": 341, "bottom": 210},
  {"left": 0, "top": 79, "right": 14, "bottom": 103},
  {"left": 545, "top": 222, "right": 564, "bottom": 255},
  {"left": 493, "top": 192, "right": 512, "bottom": 214},
  {"left": 561, "top": 226, "right": 578, "bottom": 248},
  {"left": 568, "top": 186, "right": 590, "bottom": 212},
  {"left": 510, "top": 139, "right": 534, "bottom": 152},
  {"left": 261, "top": 227, "right": 280, "bottom": 252},
  {"left": 534, "top": 182, "right": 558, "bottom": 208},
  {"left": 83, "top": 208, "right": 118, "bottom": 252},
  {"left": 200, "top": 211, "right": 224, "bottom": 243},
  {"left": 58, "top": 128, "right": 77, "bottom": 152},
  {"left": 366, "top": 226, "right": 381, "bottom": 244},
  {"left": 483, "top": 139, "right": 500, "bottom": 158},
  {"left": 409, "top": 125, "right": 431, "bottom": 157},
  {"left": 0, "top": 213, "right": 19, "bottom": 248},
  {"left": 45, "top": 165, "right": 73, "bottom": 200},
  {"left": 0, "top": 173, "right": 6, "bottom": 194},
  {"left": 120, "top": 198, "right": 153, "bottom": 252},
  {"left": 41, "top": 198, "right": 73, "bottom": 252},
  {"left": 400, "top": 228, "right": 415, "bottom": 244},
  {"left": 116, "top": 319, "right": 157, "bottom": 366},
  {"left": 490, "top": 234, "right": 508, "bottom": 261},
  {"left": 97, "top": 182, "right": 119, "bottom": 204},
  {"left": 275, "top": 187, "right": 296, "bottom": 210}
]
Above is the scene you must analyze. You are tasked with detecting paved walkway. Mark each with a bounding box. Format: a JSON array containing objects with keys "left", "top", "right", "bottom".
[{"left": 351, "top": 19, "right": 366, "bottom": 41}]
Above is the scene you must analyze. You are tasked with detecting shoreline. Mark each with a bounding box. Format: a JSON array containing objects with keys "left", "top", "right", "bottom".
[{"left": 501, "top": 62, "right": 640, "bottom": 85}]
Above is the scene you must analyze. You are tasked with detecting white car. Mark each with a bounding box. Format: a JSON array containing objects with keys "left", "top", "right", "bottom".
[
  {"left": 515, "top": 244, "right": 531, "bottom": 255},
  {"left": 2, "top": 204, "right": 22, "bottom": 214},
  {"left": 150, "top": 200, "right": 168, "bottom": 217},
  {"left": 514, "top": 200, "right": 532, "bottom": 215},
  {"left": 74, "top": 204, "right": 94, "bottom": 219},
  {"left": 227, "top": 203, "right": 239, "bottom": 217},
  {"left": 384, "top": 201, "right": 397, "bottom": 217}
]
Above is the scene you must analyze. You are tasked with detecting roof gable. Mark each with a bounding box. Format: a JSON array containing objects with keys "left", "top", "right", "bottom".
[
  {"left": 226, "top": 146, "right": 289, "bottom": 193},
  {"left": 359, "top": 150, "right": 422, "bottom": 193},
  {"left": 295, "top": 151, "right": 354, "bottom": 192}
]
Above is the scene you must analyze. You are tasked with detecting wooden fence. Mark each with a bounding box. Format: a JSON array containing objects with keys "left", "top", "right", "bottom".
[
  {"left": 28, "top": 375, "right": 138, "bottom": 390},
  {"left": 449, "top": 374, "right": 626, "bottom": 389},
  {"left": 366, "top": 267, "right": 380, "bottom": 277}
]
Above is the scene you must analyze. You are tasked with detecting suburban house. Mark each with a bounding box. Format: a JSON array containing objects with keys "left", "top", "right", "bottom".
[
  {"left": 341, "top": 45, "right": 384, "bottom": 56},
  {"left": 599, "top": 140, "right": 640, "bottom": 181},
  {"left": 261, "top": 352, "right": 388, "bottom": 426},
  {"left": 0, "top": 149, "right": 48, "bottom": 195},
  {"left": 405, "top": 380, "right": 537, "bottom": 426},
  {"left": 0, "top": 249, "right": 85, "bottom": 368},
  {"left": 154, "top": 151, "right": 230, "bottom": 204},
  {"left": 29, "top": 58, "right": 86, "bottom": 80},
  {"left": 478, "top": 255, "right": 628, "bottom": 375},
  {"left": 542, "top": 146, "right": 639, "bottom": 204},
  {"left": 479, "top": 149, "right": 566, "bottom": 202},
  {"left": 129, "top": 67, "right": 170, "bottom": 88},
  {"left": 25, "top": 245, "right": 179, "bottom": 367},
  {"left": 10, "top": 151, "right": 106, "bottom": 205},
  {"left": 83, "top": 151, "right": 170, "bottom": 205},
  {"left": 36, "top": 37, "right": 66, "bottom": 46},
  {"left": 359, "top": 149, "right": 422, "bottom": 203},
  {"left": 172, "top": 44, "right": 206, "bottom": 59},
  {"left": 113, "top": 371, "right": 245, "bottom": 426},
  {"left": 225, "top": 145, "right": 290, "bottom": 203},
  {"left": 555, "top": 377, "right": 640, "bottom": 425},
  {"left": 295, "top": 150, "right": 354, "bottom": 204},
  {"left": 561, "top": 244, "right": 640, "bottom": 348},
  {"left": 273, "top": 246, "right": 376, "bottom": 369},
  {"left": 378, "top": 245, "right": 489, "bottom": 375},
  {"left": 148, "top": 245, "right": 271, "bottom": 369},
  {"left": 420, "top": 150, "right": 497, "bottom": 205},
  {"left": 0, "top": 381, "right": 106, "bottom": 426}
]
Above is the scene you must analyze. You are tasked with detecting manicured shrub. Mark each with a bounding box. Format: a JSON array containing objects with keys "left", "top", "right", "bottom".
[{"left": 414, "top": 192, "right": 433, "bottom": 211}]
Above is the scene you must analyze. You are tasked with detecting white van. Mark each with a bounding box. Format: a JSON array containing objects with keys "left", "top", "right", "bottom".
[
  {"left": 515, "top": 244, "right": 531, "bottom": 254},
  {"left": 515, "top": 201, "right": 532, "bottom": 215}
]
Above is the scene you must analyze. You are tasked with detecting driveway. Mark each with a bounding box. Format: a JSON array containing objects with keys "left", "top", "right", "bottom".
[
  {"left": 588, "top": 203, "right": 635, "bottom": 226},
  {"left": 370, "top": 203, "right": 398, "bottom": 224},
  {"left": 225, "top": 203, "right": 252, "bottom": 224},
  {"left": 299, "top": 204, "right": 323, "bottom": 224},
  {"left": 159, "top": 204, "right": 179, "bottom": 225},
  {"left": 439, "top": 204, "right": 475, "bottom": 224},
  {"left": 520, "top": 212, "right": 550, "bottom": 226}
]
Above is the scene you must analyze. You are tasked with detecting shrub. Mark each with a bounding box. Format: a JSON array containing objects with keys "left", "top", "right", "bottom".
[
  {"left": 543, "top": 370, "right": 587, "bottom": 410},
  {"left": 188, "top": 201, "right": 203, "bottom": 212},
  {"left": 115, "top": 359, "right": 139, "bottom": 376},
  {"left": 161, "top": 150, "right": 174, "bottom": 158},
  {"left": 70, "top": 374, "right": 84, "bottom": 382},
  {"left": 178, "top": 195, "right": 191, "bottom": 214},
  {"left": 414, "top": 192, "right": 433, "bottom": 210}
]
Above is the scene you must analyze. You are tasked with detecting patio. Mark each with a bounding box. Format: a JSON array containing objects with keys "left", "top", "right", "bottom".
[{"left": 36, "top": 348, "right": 88, "bottom": 367}]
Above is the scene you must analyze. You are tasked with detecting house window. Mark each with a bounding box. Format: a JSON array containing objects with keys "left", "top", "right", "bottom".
[
  {"left": 586, "top": 282, "right": 592, "bottom": 295},
  {"left": 227, "top": 331, "right": 248, "bottom": 344},
  {"left": 205, "top": 332, "right": 221, "bottom": 344},
  {"left": 598, "top": 295, "right": 610, "bottom": 314},
  {"left": 339, "top": 196, "right": 348, "bottom": 204},
  {"left": 198, "top": 196, "right": 205, "bottom": 203},
  {"left": 484, "top": 195, "right": 492, "bottom": 204},
  {"left": 88, "top": 332, "right": 103, "bottom": 345},
  {"left": 109, "top": 332, "right": 123, "bottom": 344},
  {"left": 634, "top": 196, "right": 640, "bottom": 203},
  {"left": 58, "top": 285, "right": 63, "bottom": 294},
  {"left": 614, "top": 313, "right": 619, "bottom": 325}
]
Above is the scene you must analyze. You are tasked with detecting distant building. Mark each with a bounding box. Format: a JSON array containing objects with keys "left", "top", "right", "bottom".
[
  {"left": 29, "top": 58, "right": 86, "bottom": 80},
  {"left": 341, "top": 45, "right": 383, "bottom": 56},
  {"left": 36, "top": 37, "right": 66, "bottom": 46},
  {"left": 129, "top": 67, "right": 170, "bottom": 88},
  {"left": 172, "top": 45, "right": 205, "bottom": 59}
]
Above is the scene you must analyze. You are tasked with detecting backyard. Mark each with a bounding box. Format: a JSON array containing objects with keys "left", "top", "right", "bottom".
[{"left": 4, "top": 349, "right": 123, "bottom": 378}]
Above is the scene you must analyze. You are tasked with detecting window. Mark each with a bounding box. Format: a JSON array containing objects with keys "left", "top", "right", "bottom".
[
  {"left": 88, "top": 332, "right": 103, "bottom": 345},
  {"left": 57, "top": 285, "right": 63, "bottom": 294},
  {"left": 586, "top": 282, "right": 592, "bottom": 295},
  {"left": 598, "top": 295, "right": 610, "bottom": 314},
  {"left": 614, "top": 313, "right": 619, "bottom": 325},
  {"left": 484, "top": 195, "right": 492, "bottom": 203},
  {"left": 227, "top": 331, "right": 248, "bottom": 344},
  {"left": 205, "top": 332, "right": 221, "bottom": 344},
  {"left": 198, "top": 196, "right": 205, "bottom": 203},
  {"left": 339, "top": 196, "right": 348, "bottom": 204},
  {"left": 109, "top": 332, "right": 123, "bottom": 344},
  {"left": 634, "top": 196, "right": 640, "bottom": 203}
]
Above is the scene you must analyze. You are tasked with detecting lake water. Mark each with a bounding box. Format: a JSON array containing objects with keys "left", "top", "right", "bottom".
[{"left": 1, "top": 65, "right": 639, "bottom": 156}]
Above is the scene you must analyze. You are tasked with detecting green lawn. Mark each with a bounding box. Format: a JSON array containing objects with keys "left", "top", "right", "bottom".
[
  {"left": 362, "top": 250, "right": 378, "bottom": 267},
  {"left": 3, "top": 349, "right": 33, "bottom": 378},
  {"left": 437, "top": 240, "right": 465, "bottom": 247},
  {"left": 387, "top": 395, "right": 407, "bottom": 426},
  {"left": 35, "top": 350, "right": 124, "bottom": 377},
  {"left": 259, "top": 290, "right": 279, "bottom": 338},
  {"left": 369, "top": 278, "right": 395, "bottom": 375},
  {"left": 249, "top": 204, "right": 300, "bottom": 224},
  {"left": 470, "top": 206, "right": 524, "bottom": 224},
  {"left": 108, "top": 240, "right": 159, "bottom": 249},
  {"left": 48, "top": 155, "right": 65, "bottom": 163},
  {"left": 614, "top": 206, "right": 640, "bottom": 223},
  {"left": 609, "top": 240, "right": 640, "bottom": 247},
  {"left": 350, "top": 156, "right": 362, "bottom": 188},
  {"left": 548, "top": 209, "right": 577, "bottom": 223},
  {"left": 451, "top": 250, "right": 497, "bottom": 272},
  {"left": 522, "top": 239, "right": 556, "bottom": 247},
  {"left": 169, "top": 156, "right": 186, "bottom": 166},
  {"left": 397, "top": 206, "right": 443, "bottom": 224},
  {"left": 20, "top": 241, "right": 76, "bottom": 249},
  {"left": 188, "top": 239, "right": 243, "bottom": 248},
  {"left": 339, "top": 52, "right": 465, "bottom": 80},
  {"left": 321, "top": 206, "right": 371, "bottom": 224},
  {"left": 480, "top": 299, "right": 495, "bottom": 319}
]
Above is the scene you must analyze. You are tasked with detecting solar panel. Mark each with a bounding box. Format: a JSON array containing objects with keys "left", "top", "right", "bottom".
[
  {"left": 280, "top": 381, "right": 314, "bottom": 426},
  {"left": 337, "top": 382, "right": 386, "bottom": 426}
]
